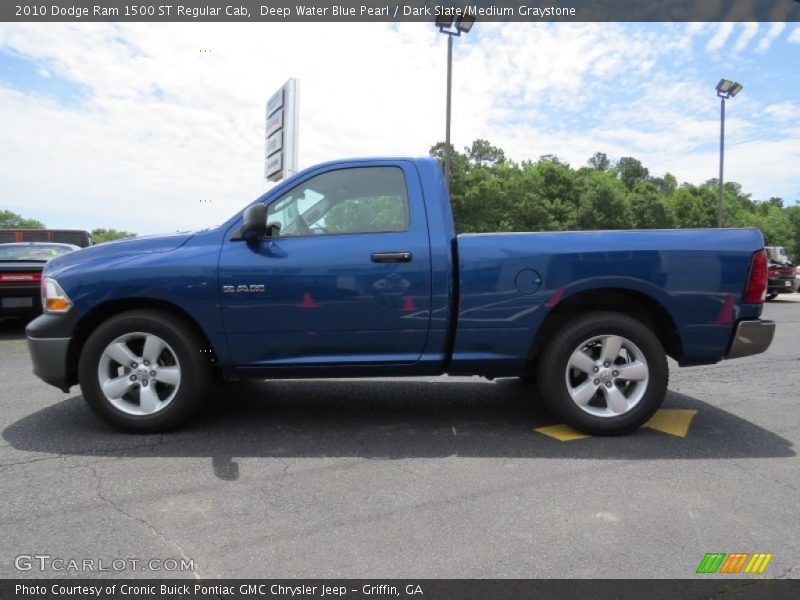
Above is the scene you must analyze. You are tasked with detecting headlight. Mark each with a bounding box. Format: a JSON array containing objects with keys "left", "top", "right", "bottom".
[{"left": 41, "top": 277, "right": 72, "bottom": 313}]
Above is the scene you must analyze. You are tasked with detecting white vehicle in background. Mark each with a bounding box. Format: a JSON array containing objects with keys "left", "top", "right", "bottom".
[{"left": 766, "top": 245, "right": 792, "bottom": 265}]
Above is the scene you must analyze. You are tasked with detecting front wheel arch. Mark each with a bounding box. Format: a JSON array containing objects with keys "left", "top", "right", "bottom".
[
  {"left": 77, "top": 308, "right": 214, "bottom": 432},
  {"left": 66, "top": 298, "right": 220, "bottom": 387}
]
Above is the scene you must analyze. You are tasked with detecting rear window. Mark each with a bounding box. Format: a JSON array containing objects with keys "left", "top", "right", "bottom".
[{"left": 0, "top": 245, "right": 76, "bottom": 261}]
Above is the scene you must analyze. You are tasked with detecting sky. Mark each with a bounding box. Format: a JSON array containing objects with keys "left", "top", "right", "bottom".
[{"left": 0, "top": 21, "right": 798, "bottom": 234}]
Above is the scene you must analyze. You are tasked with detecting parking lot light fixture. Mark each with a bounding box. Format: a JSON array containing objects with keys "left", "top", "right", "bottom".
[
  {"left": 715, "top": 78, "right": 743, "bottom": 228},
  {"left": 436, "top": 15, "right": 475, "bottom": 190}
]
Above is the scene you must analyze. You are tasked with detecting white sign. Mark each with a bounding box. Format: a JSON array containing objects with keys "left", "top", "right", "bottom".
[
  {"left": 266, "top": 130, "right": 283, "bottom": 155},
  {"left": 266, "top": 110, "right": 283, "bottom": 137},
  {"left": 265, "top": 78, "right": 298, "bottom": 182},
  {"left": 267, "top": 88, "right": 284, "bottom": 114},
  {"left": 266, "top": 152, "right": 282, "bottom": 178}
]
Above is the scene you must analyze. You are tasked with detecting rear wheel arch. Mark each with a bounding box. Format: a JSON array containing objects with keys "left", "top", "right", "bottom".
[
  {"left": 527, "top": 287, "right": 683, "bottom": 365},
  {"left": 536, "top": 310, "right": 669, "bottom": 435}
]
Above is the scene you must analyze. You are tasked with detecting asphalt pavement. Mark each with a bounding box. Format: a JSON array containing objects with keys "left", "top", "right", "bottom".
[{"left": 1, "top": 297, "right": 798, "bottom": 579}]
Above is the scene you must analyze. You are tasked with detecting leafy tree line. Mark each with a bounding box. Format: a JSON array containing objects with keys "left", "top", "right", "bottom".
[
  {"left": 0, "top": 211, "right": 135, "bottom": 243},
  {"left": 431, "top": 140, "right": 800, "bottom": 260}
]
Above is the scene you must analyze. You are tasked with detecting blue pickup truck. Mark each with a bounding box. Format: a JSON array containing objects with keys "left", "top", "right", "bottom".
[{"left": 27, "top": 157, "right": 774, "bottom": 435}]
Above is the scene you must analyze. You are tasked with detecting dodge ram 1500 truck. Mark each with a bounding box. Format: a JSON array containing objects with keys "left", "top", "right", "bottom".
[{"left": 26, "top": 157, "right": 775, "bottom": 434}]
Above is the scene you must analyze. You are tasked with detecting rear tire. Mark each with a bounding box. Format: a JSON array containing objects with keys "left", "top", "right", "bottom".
[
  {"left": 536, "top": 311, "right": 668, "bottom": 435},
  {"left": 766, "top": 292, "right": 778, "bottom": 301},
  {"left": 78, "top": 310, "right": 212, "bottom": 432}
]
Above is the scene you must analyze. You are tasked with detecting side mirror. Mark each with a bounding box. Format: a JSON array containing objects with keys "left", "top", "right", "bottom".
[
  {"left": 266, "top": 222, "right": 282, "bottom": 237},
  {"left": 241, "top": 204, "right": 267, "bottom": 241}
]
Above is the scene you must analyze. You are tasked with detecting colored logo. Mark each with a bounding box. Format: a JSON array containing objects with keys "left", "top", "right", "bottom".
[{"left": 696, "top": 552, "right": 773, "bottom": 574}]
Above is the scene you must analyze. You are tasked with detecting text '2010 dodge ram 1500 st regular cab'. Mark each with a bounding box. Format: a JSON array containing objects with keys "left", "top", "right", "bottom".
[{"left": 27, "top": 157, "right": 775, "bottom": 435}]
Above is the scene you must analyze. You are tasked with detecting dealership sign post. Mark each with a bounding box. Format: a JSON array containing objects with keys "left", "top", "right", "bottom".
[{"left": 265, "top": 78, "right": 298, "bottom": 182}]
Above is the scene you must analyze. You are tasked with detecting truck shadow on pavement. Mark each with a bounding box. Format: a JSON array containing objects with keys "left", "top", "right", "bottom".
[
  {"left": 3, "top": 378, "right": 795, "bottom": 480},
  {"left": 0, "top": 317, "right": 29, "bottom": 340}
]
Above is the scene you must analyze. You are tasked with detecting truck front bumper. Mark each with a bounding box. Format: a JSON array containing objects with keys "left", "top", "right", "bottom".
[
  {"left": 726, "top": 319, "right": 775, "bottom": 359},
  {"left": 26, "top": 312, "right": 78, "bottom": 392},
  {"left": 27, "top": 336, "right": 72, "bottom": 391}
]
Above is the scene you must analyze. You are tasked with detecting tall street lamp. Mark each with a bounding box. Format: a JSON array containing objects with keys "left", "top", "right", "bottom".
[
  {"left": 715, "top": 78, "right": 743, "bottom": 228},
  {"left": 435, "top": 14, "right": 475, "bottom": 190}
]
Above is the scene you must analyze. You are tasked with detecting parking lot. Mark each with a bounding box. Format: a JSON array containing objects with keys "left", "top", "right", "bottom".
[{"left": 1, "top": 297, "right": 798, "bottom": 579}]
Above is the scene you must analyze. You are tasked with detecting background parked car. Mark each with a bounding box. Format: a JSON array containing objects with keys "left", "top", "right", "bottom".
[
  {"left": 765, "top": 245, "right": 791, "bottom": 265},
  {"left": 0, "top": 228, "right": 91, "bottom": 247},
  {"left": 766, "top": 260, "right": 798, "bottom": 300},
  {"left": 0, "top": 243, "right": 80, "bottom": 317}
]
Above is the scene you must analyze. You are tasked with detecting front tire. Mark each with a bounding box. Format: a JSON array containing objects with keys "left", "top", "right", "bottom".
[
  {"left": 78, "top": 310, "right": 212, "bottom": 432},
  {"left": 536, "top": 311, "right": 668, "bottom": 435}
]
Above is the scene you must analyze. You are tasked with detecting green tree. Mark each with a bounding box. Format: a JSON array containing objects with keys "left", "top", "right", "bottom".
[
  {"left": 465, "top": 139, "right": 505, "bottom": 166},
  {"left": 629, "top": 182, "right": 675, "bottom": 229},
  {"left": 426, "top": 139, "right": 800, "bottom": 258},
  {"left": 576, "top": 170, "right": 631, "bottom": 230},
  {"left": 91, "top": 228, "right": 137, "bottom": 243},
  {"left": 615, "top": 157, "right": 650, "bottom": 191},
  {"left": 588, "top": 152, "right": 611, "bottom": 171},
  {"left": 667, "top": 185, "right": 716, "bottom": 228},
  {"left": 0, "top": 210, "right": 45, "bottom": 229},
  {"left": 651, "top": 173, "right": 677, "bottom": 195}
]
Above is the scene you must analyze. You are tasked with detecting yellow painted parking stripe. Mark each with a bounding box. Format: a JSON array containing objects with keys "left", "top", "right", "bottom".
[
  {"left": 643, "top": 409, "right": 698, "bottom": 438},
  {"left": 534, "top": 409, "right": 698, "bottom": 441},
  {"left": 533, "top": 424, "right": 590, "bottom": 441}
]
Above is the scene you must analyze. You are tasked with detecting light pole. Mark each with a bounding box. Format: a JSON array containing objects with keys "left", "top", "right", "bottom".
[
  {"left": 715, "top": 78, "right": 743, "bottom": 228},
  {"left": 435, "top": 14, "right": 475, "bottom": 190}
]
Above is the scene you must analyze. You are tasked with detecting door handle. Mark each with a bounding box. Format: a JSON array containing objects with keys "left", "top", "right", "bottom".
[{"left": 371, "top": 252, "right": 413, "bottom": 263}]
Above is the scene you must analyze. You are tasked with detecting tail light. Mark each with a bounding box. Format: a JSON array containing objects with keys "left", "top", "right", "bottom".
[
  {"left": 0, "top": 272, "right": 42, "bottom": 283},
  {"left": 743, "top": 250, "right": 767, "bottom": 304}
]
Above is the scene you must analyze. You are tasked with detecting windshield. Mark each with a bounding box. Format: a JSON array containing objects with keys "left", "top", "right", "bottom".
[{"left": 0, "top": 244, "right": 76, "bottom": 261}]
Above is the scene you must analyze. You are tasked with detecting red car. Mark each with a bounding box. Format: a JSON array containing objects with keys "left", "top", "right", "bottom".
[
  {"left": 766, "top": 261, "right": 798, "bottom": 300},
  {"left": 0, "top": 243, "right": 80, "bottom": 317}
]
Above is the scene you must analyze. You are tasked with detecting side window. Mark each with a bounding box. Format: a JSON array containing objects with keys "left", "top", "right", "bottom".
[
  {"left": 267, "top": 167, "right": 409, "bottom": 237},
  {"left": 22, "top": 231, "right": 49, "bottom": 242}
]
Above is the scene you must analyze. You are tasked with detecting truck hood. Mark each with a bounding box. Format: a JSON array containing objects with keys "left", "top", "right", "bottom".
[{"left": 43, "top": 232, "right": 193, "bottom": 275}]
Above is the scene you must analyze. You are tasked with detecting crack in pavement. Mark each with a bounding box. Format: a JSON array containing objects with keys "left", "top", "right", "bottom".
[
  {"left": 776, "top": 561, "right": 800, "bottom": 579},
  {"left": 0, "top": 454, "right": 66, "bottom": 470},
  {"left": 730, "top": 460, "right": 799, "bottom": 494},
  {"left": 84, "top": 464, "right": 204, "bottom": 580},
  {"left": 0, "top": 436, "right": 171, "bottom": 471}
]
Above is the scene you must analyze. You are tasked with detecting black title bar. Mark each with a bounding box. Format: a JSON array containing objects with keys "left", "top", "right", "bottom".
[
  {"left": 4, "top": 0, "right": 800, "bottom": 22},
  {"left": 4, "top": 580, "right": 800, "bottom": 600}
]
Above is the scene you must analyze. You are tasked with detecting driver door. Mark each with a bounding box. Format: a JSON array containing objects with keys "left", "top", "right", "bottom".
[{"left": 218, "top": 162, "right": 432, "bottom": 369}]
